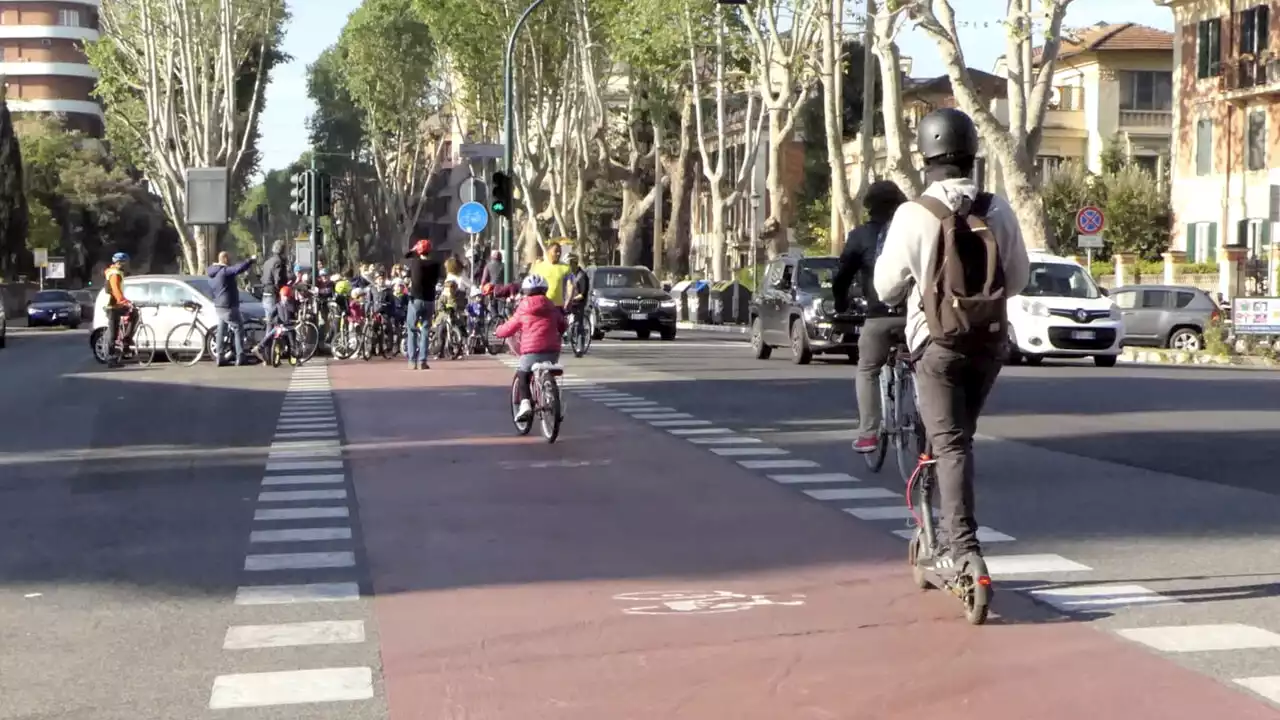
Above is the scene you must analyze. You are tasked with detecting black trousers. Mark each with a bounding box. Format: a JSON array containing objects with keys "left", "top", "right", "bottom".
[{"left": 914, "top": 342, "right": 1002, "bottom": 556}]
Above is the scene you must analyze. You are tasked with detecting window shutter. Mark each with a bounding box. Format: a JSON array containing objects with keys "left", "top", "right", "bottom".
[
  {"left": 1199, "top": 22, "right": 1210, "bottom": 78},
  {"left": 1208, "top": 222, "right": 1218, "bottom": 262},
  {"left": 1264, "top": 219, "right": 1272, "bottom": 249},
  {"left": 1238, "top": 218, "right": 1249, "bottom": 248},
  {"left": 1211, "top": 19, "right": 1222, "bottom": 75},
  {"left": 1260, "top": 6, "right": 1272, "bottom": 51},
  {"left": 1186, "top": 223, "right": 1198, "bottom": 261}
]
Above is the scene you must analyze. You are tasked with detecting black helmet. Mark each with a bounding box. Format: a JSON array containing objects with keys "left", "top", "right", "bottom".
[{"left": 916, "top": 108, "right": 979, "bottom": 161}]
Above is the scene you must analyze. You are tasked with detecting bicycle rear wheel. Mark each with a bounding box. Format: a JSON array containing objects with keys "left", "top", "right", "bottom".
[
  {"left": 511, "top": 374, "right": 532, "bottom": 435},
  {"left": 895, "top": 371, "right": 926, "bottom": 483},
  {"left": 539, "top": 375, "right": 562, "bottom": 443},
  {"left": 133, "top": 323, "right": 156, "bottom": 367},
  {"left": 164, "top": 322, "right": 207, "bottom": 366}
]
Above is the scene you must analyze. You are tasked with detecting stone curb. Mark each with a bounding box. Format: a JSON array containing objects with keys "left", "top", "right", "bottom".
[{"left": 1119, "top": 347, "right": 1278, "bottom": 369}]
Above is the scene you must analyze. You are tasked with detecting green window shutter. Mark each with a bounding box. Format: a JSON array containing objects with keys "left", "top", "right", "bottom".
[
  {"left": 1263, "top": 219, "right": 1272, "bottom": 249},
  {"left": 1186, "top": 223, "right": 1197, "bottom": 261},
  {"left": 1207, "top": 222, "right": 1218, "bottom": 262}
]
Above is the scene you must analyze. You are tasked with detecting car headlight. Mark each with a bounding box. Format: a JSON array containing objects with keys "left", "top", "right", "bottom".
[
  {"left": 597, "top": 298, "right": 617, "bottom": 308},
  {"left": 821, "top": 299, "right": 836, "bottom": 315},
  {"left": 1020, "top": 298, "right": 1049, "bottom": 317},
  {"left": 660, "top": 298, "right": 677, "bottom": 308}
]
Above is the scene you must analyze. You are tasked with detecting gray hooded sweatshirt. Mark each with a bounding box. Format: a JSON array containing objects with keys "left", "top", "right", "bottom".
[{"left": 873, "top": 178, "right": 1031, "bottom": 352}]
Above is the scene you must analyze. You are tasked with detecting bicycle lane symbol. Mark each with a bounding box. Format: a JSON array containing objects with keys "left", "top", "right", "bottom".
[{"left": 613, "top": 590, "right": 806, "bottom": 615}]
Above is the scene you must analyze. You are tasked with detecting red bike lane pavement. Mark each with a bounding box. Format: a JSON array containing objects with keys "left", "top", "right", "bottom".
[{"left": 330, "top": 357, "right": 1280, "bottom": 720}]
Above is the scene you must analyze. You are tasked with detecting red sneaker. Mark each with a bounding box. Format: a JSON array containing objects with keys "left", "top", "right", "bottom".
[{"left": 852, "top": 434, "right": 879, "bottom": 453}]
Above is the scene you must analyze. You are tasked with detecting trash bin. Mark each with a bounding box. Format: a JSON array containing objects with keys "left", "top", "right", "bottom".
[
  {"left": 670, "top": 280, "right": 693, "bottom": 322},
  {"left": 686, "top": 279, "right": 711, "bottom": 325},
  {"left": 710, "top": 281, "right": 752, "bottom": 325}
]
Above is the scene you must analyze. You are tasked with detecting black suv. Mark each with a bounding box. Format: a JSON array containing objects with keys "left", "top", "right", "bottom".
[
  {"left": 587, "top": 265, "right": 678, "bottom": 341},
  {"left": 749, "top": 254, "right": 865, "bottom": 364}
]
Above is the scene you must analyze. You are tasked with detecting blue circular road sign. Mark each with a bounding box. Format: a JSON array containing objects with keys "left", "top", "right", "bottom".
[{"left": 457, "top": 201, "right": 489, "bottom": 234}]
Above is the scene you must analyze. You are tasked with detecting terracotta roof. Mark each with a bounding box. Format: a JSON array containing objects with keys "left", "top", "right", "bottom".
[
  {"left": 904, "top": 69, "right": 1007, "bottom": 100},
  {"left": 1031, "top": 22, "right": 1173, "bottom": 64}
]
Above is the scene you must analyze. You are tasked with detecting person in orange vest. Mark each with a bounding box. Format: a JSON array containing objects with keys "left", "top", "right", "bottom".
[{"left": 103, "top": 252, "right": 135, "bottom": 367}]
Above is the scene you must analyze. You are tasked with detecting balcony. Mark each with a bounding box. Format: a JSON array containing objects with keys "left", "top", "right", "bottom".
[
  {"left": 1118, "top": 109, "right": 1172, "bottom": 130},
  {"left": 1221, "top": 54, "right": 1280, "bottom": 101},
  {"left": 0, "top": 26, "right": 99, "bottom": 42}
]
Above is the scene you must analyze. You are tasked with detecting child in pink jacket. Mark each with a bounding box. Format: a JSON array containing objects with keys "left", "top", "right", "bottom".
[{"left": 495, "top": 273, "right": 567, "bottom": 421}]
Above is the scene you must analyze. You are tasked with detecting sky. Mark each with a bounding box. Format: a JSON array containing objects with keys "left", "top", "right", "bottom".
[{"left": 255, "top": 0, "right": 1177, "bottom": 175}]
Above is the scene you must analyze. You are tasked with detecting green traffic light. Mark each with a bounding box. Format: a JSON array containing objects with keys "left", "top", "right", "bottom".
[{"left": 493, "top": 202, "right": 505, "bottom": 212}]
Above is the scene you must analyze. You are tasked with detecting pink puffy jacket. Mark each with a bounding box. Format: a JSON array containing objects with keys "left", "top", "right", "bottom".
[{"left": 495, "top": 294, "right": 566, "bottom": 355}]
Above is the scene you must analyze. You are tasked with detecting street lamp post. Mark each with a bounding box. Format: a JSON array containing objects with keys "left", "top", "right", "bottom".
[{"left": 501, "top": 0, "right": 550, "bottom": 283}]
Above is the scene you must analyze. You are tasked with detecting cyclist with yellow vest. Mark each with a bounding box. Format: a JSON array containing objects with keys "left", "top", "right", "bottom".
[
  {"left": 529, "top": 240, "right": 573, "bottom": 309},
  {"left": 103, "top": 252, "right": 135, "bottom": 367}
]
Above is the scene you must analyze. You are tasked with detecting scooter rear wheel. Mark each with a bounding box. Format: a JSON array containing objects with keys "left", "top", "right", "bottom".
[{"left": 962, "top": 557, "right": 992, "bottom": 625}]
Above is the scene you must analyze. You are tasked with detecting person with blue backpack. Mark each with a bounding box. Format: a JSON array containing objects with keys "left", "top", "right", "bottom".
[{"left": 832, "top": 179, "right": 909, "bottom": 454}]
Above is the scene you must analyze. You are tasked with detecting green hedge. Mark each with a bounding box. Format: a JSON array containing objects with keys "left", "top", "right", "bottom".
[{"left": 1089, "top": 260, "right": 1218, "bottom": 278}]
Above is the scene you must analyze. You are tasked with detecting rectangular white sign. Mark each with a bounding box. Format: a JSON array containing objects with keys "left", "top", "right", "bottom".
[{"left": 1077, "top": 234, "right": 1103, "bottom": 249}]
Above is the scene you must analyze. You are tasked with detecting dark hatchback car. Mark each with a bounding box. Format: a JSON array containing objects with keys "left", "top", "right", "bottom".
[
  {"left": 750, "top": 254, "right": 865, "bottom": 364},
  {"left": 586, "top": 265, "right": 678, "bottom": 341},
  {"left": 1109, "top": 284, "right": 1220, "bottom": 352},
  {"left": 26, "top": 289, "right": 82, "bottom": 328}
]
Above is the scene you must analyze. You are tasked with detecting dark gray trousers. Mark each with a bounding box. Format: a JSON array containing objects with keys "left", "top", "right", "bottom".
[
  {"left": 855, "top": 316, "right": 906, "bottom": 435},
  {"left": 914, "top": 342, "right": 1002, "bottom": 556}
]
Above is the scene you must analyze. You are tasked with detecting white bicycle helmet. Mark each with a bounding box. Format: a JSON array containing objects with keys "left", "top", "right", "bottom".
[
  {"left": 351, "top": 287, "right": 365, "bottom": 299},
  {"left": 521, "top": 274, "right": 548, "bottom": 294}
]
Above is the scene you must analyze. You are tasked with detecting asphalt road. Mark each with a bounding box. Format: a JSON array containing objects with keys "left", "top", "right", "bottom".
[
  {"left": 7, "top": 323, "right": 1280, "bottom": 716},
  {"left": 0, "top": 328, "right": 381, "bottom": 719},
  {"left": 550, "top": 330, "right": 1280, "bottom": 708}
]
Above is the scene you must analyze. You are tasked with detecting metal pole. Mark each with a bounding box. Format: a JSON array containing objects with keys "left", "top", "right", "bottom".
[{"left": 501, "top": 0, "right": 550, "bottom": 283}]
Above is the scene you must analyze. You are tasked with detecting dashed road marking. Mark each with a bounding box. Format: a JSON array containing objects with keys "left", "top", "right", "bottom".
[
  {"left": 667, "top": 427, "right": 734, "bottom": 436},
  {"left": 891, "top": 526, "right": 1015, "bottom": 543},
  {"left": 234, "top": 582, "right": 360, "bottom": 605},
  {"left": 985, "top": 554, "right": 1092, "bottom": 576},
  {"left": 804, "top": 487, "right": 898, "bottom": 501},
  {"left": 245, "top": 552, "right": 356, "bottom": 571},
  {"left": 258, "top": 489, "right": 348, "bottom": 502},
  {"left": 649, "top": 419, "right": 713, "bottom": 427},
  {"left": 251, "top": 527, "right": 352, "bottom": 543},
  {"left": 768, "top": 473, "right": 862, "bottom": 484},
  {"left": 209, "top": 667, "right": 373, "bottom": 709},
  {"left": 265, "top": 460, "right": 344, "bottom": 472},
  {"left": 223, "top": 620, "right": 365, "bottom": 650},
  {"left": 709, "top": 447, "right": 790, "bottom": 457},
  {"left": 261, "top": 473, "right": 345, "bottom": 486},
  {"left": 254, "top": 506, "right": 349, "bottom": 521},
  {"left": 1117, "top": 624, "right": 1280, "bottom": 653},
  {"left": 738, "top": 459, "right": 820, "bottom": 469},
  {"left": 687, "top": 436, "right": 763, "bottom": 444},
  {"left": 844, "top": 506, "right": 915, "bottom": 520},
  {"left": 631, "top": 413, "right": 695, "bottom": 420},
  {"left": 1029, "top": 584, "right": 1180, "bottom": 612}
]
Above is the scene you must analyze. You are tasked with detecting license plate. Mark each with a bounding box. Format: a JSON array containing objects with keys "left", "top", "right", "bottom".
[
  {"left": 1071, "top": 330, "right": 1095, "bottom": 340},
  {"left": 629, "top": 312, "right": 648, "bottom": 320}
]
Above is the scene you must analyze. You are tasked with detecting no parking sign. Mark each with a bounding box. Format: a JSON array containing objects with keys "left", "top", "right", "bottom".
[{"left": 1076, "top": 206, "right": 1105, "bottom": 235}]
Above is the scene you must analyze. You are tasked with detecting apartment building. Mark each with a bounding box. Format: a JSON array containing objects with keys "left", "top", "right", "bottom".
[
  {"left": 0, "top": 0, "right": 103, "bottom": 135},
  {"left": 1159, "top": 0, "right": 1278, "bottom": 282}
]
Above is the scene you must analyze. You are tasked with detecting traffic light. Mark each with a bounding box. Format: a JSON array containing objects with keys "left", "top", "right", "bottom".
[
  {"left": 491, "top": 171, "right": 513, "bottom": 218},
  {"left": 289, "top": 171, "right": 311, "bottom": 216},
  {"left": 315, "top": 172, "right": 332, "bottom": 217}
]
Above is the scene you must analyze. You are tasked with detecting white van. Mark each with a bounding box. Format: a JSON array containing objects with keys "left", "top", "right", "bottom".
[{"left": 1006, "top": 252, "right": 1123, "bottom": 367}]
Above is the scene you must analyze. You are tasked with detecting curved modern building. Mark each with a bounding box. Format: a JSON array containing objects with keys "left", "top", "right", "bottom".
[{"left": 0, "top": 0, "right": 102, "bottom": 135}]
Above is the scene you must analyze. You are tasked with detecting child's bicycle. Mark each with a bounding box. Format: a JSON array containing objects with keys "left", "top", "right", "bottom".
[
  {"left": 507, "top": 336, "right": 564, "bottom": 443},
  {"left": 262, "top": 323, "right": 304, "bottom": 367}
]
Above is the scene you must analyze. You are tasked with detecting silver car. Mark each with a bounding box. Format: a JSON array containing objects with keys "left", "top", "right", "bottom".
[{"left": 1109, "top": 284, "right": 1220, "bottom": 352}]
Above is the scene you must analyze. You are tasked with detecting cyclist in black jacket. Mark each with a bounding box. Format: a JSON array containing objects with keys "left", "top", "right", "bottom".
[
  {"left": 831, "top": 179, "right": 908, "bottom": 454},
  {"left": 404, "top": 239, "right": 443, "bottom": 369}
]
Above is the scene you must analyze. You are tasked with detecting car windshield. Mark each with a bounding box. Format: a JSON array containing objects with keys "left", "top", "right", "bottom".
[
  {"left": 595, "top": 268, "right": 659, "bottom": 289},
  {"left": 796, "top": 258, "right": 838, "bottom": 289},
  {"left": 1023, "top": 262, "right": 1101, "bottom": 299},
  {"left": 33, "top": 291, "right": 73, "bottom": 303}
]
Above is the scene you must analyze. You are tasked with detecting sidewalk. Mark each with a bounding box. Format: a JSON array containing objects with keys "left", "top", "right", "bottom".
[
  {"left": 677, "top": 320, "right": 748, "bottom": 335},
  {"left": 329, "top": 356, "right": 1280, "bottom": 720}
]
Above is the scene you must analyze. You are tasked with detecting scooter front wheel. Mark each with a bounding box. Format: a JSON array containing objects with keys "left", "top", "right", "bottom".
[{"left": 907, "top": 531, "right": 934, "bottom": 591}]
